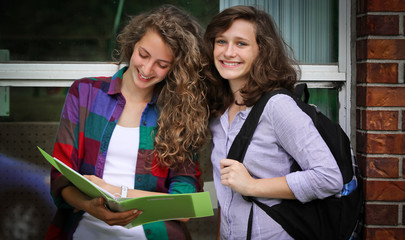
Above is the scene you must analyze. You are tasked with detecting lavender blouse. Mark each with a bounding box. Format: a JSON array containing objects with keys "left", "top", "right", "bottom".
[{"left": 210, "top": 94, "right": 343, "bottom": 239}]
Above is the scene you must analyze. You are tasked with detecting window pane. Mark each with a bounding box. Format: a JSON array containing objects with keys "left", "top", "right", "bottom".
[
  {"left": 220, "top": 0, "right": 338, "bottom": 64},
  {"left": 0, "top": 87, "right": 67, "bottom": 122},
  {"left": 0, "top": 0, "right": 219, "bottom": 61},
  {"left": 308, "top": 88, "right": 338, "bottom": 123}
]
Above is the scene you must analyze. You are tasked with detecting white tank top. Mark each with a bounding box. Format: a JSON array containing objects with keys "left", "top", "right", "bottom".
[{"left": 73, "top": 125, "right": 147, "bottom": 240}]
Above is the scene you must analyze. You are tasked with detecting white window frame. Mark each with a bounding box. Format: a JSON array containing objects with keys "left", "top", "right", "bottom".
[{"left": 0, "top": 0, "right": 351, "bottom": 136}]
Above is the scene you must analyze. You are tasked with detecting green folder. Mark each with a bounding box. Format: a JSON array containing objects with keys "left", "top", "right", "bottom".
[{"left": 37, "top": 146, "right": 214, "bottom": 228}]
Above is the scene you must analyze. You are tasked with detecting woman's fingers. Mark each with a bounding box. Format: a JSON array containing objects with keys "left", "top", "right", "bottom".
[
  {"left": 88, "top": 197, "right": 142, "bottom": 226},
  {"left": 220, "top": 158, "right": 236, "bottom": 169},
  {"left": 219, "top": 158, "right": 254, "bottom": 195},
  {"left": 104, "top": 209, "right": 143, "bottom": 226}
]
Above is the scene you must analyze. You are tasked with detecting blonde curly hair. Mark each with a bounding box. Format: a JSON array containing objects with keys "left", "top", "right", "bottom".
[{"left": 116, "top": 5, "right": 209, "bottom": 169}]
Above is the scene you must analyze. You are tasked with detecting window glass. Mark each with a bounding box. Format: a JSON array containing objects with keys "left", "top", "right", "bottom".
[
  {"left": 220, "top": 0, "right": 338, "bottom": 64},
  {"left": 308, "top": 88, "right": 338, "bottom": 123},
  {"left": 0, "top": 0, "right": 219, "bottom": 122},
  {"left": 0, "top": 87, "right": 67, "bottom": 122},
  {"left": 0, "top": 0, "right": 219, "bottom": 61}
]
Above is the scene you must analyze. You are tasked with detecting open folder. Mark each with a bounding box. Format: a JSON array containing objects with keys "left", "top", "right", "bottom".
[{"left": 37, "top": 146, "right": 214, "bottom": 228}]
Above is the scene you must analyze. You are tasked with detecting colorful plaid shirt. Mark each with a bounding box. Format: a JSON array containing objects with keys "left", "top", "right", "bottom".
[{"left": 46, "top": 67, "right": 201, "bottom": 240}]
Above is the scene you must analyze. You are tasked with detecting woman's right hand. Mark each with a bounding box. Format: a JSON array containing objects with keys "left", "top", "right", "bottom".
[
  {"left": 220, "top": 158, "right": 255, "bottom": 196},
  {"left": 85, "top": 197, "right": 142, "bottom": 226},
  {"left": 62, "top": 185, "right": 142, "bottom": 226}
]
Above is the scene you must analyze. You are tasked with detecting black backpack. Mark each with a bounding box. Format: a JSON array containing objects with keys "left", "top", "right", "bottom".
[{"left": 227, "top": 83, "right": 364, "bottom": 240}]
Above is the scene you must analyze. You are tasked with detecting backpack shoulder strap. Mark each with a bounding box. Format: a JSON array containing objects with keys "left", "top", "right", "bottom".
[
  {"left": 226, "top": 88, "right": 295, "bottom": 240},
  {"left": 227, "top": 88, "right": 293, "bottom": 162},
  {"left": 293, "top": 83, "right": 310, "bottom": 103}
]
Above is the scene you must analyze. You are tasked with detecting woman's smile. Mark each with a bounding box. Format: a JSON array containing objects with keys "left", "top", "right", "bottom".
[
  {"left": 137, "top": 69, "right": 153, "bottom": 81},
  {"left": 220, "top": 60, "right": 241, "bottom": 67}
]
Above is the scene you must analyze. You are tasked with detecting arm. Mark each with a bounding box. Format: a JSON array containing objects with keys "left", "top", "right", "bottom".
[
  {"left": 50, "top": 80, "right": 82, "bottom": 208},
  {"left": 84, "top": 175, "right": 166, "bottom": 198},
  {"left": 84, "top": 174, "right": 192, "bottom": 222},
  {"left": 270, "top": 95, "right": 343, "bottom": 202}
]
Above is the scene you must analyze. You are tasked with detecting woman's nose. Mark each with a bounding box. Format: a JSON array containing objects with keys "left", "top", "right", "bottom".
[
  {"left": 142, "top": 61, "right": 153, "bottom": 76},
  {"left": 224, "top": 44, "right": 236, "bottom": 58}
]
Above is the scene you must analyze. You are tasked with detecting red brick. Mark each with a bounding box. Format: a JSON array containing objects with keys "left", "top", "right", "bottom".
[
  {"left": 358, "top": 132, "right": 405, "bottom": 154},
  {"left": 358, "top": 0, "right": 405, "bottom": 12},
  {"left": 357, "top": 15, "right": 399, "bottom": 36},
  {"left": 364, "top": 227, "right": 405, "bottom": 240},
  {"left": 358, "top": 156, "right": 399, "bottom": 178},
  {"left": 357, "top": 63, "right": 398, "bottom": 83},
  {"left": 362, "top": 110, "right": 398, "bottom": 130},
  {"left": 377, "top": 39, "right": 405, "bottom": 59},
  {"left": 356, "top": 86, "right": 405, "bottom": 107},
  {"left": 365, "top": 204, "right": 398, "bottom": 225},
  {"left": 365, "top": 180, "right": 405, "bottom": 201},
  {"left": 357, "top": 39, "right": 405, "bottom": 60}
]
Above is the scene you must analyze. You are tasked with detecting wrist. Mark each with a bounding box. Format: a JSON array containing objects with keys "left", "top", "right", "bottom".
[
  {"left": 245, "top": 178, "right": 258, "bottom": 197},
  {"left": 109, "top": 185, "right": 121, "bottom": 197}
]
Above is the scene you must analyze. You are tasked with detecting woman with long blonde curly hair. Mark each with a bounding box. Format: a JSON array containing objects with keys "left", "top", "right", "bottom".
[
  {"left": 47, "top": 5, "right": 209, "bottom": 240},
  {"left": 117, "top": 5, "right": 209, "bottom": 169}
]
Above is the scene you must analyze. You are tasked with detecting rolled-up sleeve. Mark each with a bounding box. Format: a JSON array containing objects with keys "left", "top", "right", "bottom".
[{"left": 270, "top": 95, "right": 343, "bottom": 203}]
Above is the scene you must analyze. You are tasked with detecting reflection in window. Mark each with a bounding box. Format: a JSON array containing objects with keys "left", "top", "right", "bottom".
[
  {"left": 0, "top": 0, "right": 219, "bottom": 61},
  {"left": 0, "top": 0, "right": 219, "bottom": 122},
  {"left": 0, "top": 87, "right": 68, "bottom": 122},
  {"left": 221, "top": 0, "right": 338, "bottom": 64},
  {"left": 308, "top": 88, "right": 338, "bottom": 123}
]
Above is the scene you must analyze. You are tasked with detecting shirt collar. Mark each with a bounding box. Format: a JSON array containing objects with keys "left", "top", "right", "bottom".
[{"left": 108, "top": 66, "right": 126, "bottom": 95}]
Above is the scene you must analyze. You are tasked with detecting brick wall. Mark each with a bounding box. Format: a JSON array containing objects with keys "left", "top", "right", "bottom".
[{"left": 356, "top": 0, "right": 405, "bottom": 239}]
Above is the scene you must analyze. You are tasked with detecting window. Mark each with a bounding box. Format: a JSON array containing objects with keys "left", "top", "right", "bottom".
[
  {"left": 0, "top": 0, "right": 218, "bottom": 61},
  {"left": 0, "top": 0, "right": 219, "bottom": 121}
]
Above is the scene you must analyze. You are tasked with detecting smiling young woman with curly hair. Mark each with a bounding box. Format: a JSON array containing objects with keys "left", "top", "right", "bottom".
[
  {"left": 117, "top": 6, "right": 210, "bottom": 169},
  {"left": 46, "top": 5, "right": 209, "bottom": 240}
]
